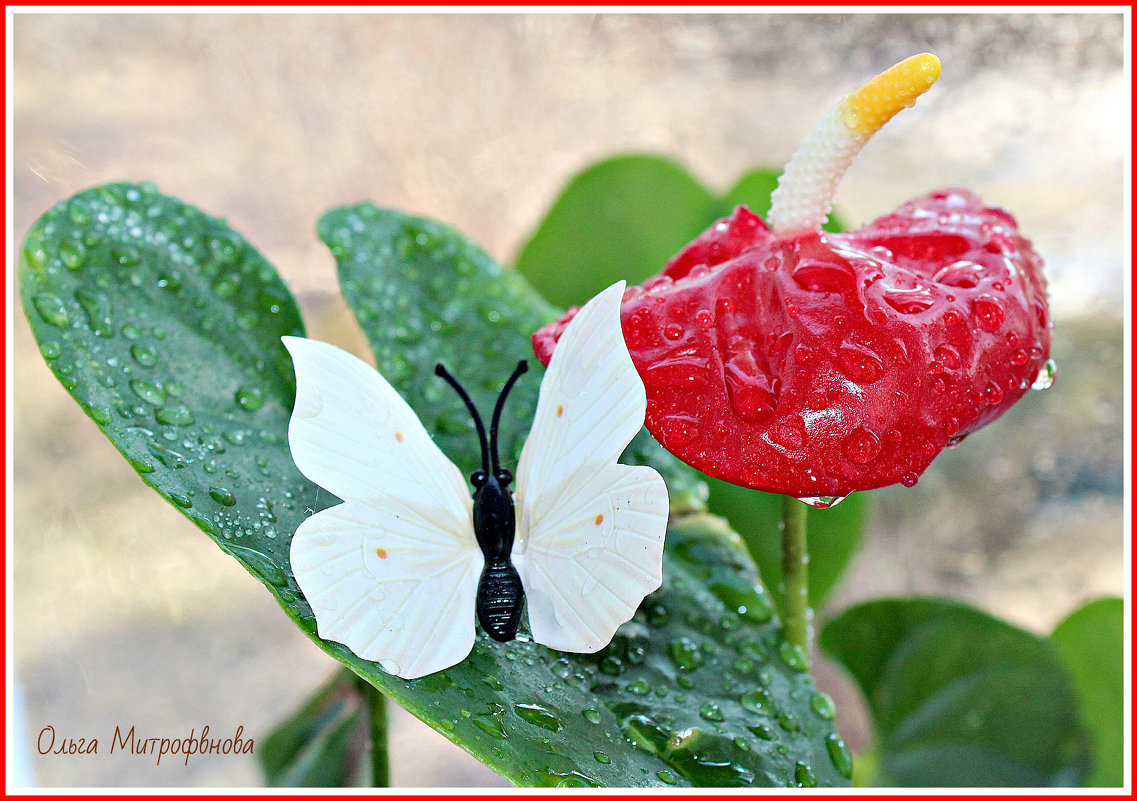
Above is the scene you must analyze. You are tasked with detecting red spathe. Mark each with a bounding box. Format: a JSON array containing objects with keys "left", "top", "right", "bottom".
[{"left": 532, "top": 188, "right": 1051, "bottom": 497}]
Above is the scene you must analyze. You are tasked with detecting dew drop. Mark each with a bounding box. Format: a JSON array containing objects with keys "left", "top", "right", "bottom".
[
  {"left": 809, "top": 692, "right": 836, "bottom": 720},
  {"left": 934, "top": 344, "right": 961, "bottom": 369},
  {"left": 699, "top": 703, "right": 725, "bottom": 722},
  {"left": 972, "top": 295, "right": 1005, "bottom": 332},
  {"left": 209, "top": 487, "right": 237, "bottom": 507},
  {"left": 1031, "top": 358, "right": 1057, "bottom": 391},
  {"left": 235, "top": 385, "right": 265, "bottom": 412},
  {"left": 837, "top": 342, "right": 884, "bottom": 384},
  {"left": 825, "top": 732, "right": 854, "bottom": 779},
  {"left": 59, "top": 238, "right": 86, "bottom": 270},
  {"left": 32, "top": 293, "right": 72, "bottom": 328},
  {"left": 74, "top": 289, "right": 114, "bottom": 336},
  {"left": 985, "top": 380, "right": 1005, "bottom": 405},
  {"left": 901, "top": 472, "right": 919, "bottom": 487},
  {"left": 130, "top": 343, "right": 158, "bottom": 367},
  {"left": 582, "top": 709, "right": 602, "bottom": 725},
  {"left": 593, "top": 751, "right": 611, "bottom": 764},
  {"left": 778, "top": 642, "right": 809, "bottom": 672},
  {"left": 656, "top": 770, "right": 677, "bottom": 785},
  {"left": 514, "top": 703, "right": 563, "bottom": 732},
  {"left": 798, "top": 495, "right": 847, "bottom": 509},
  {"left": 663, "top": 323, "right": 684, "bottom": 341},
  {"left": 130, "top": 379, "right": 167, "bottom": 406},
  {"left": 155, "top": 405, "right": 195, "bottom": 426},
  {"left": 740, "top": 688, "right": 773, "bottom": 714},
  {"left": 841, "top": 426, "right": 881, "bottom": 465},
  {"left": 668, "top": 637, "right": 704, "bottom": 671},
  {"left": 794, "top": 761, "right": 818, "bottom": 788},
  {"left": 39, "top": 342, "right": 61, "bottom": 359}
]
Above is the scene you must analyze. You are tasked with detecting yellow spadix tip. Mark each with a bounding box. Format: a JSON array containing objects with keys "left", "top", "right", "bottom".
[
  {"left": 768, "top": 53, "right": 943, "bottom": 236},
  {"left": 841, "top": 53, "right": 941, "bottom": 140}
]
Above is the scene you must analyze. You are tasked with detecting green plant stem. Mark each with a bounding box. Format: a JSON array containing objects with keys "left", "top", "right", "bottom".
[
  {"left": 781, "top": 495, "right": 811, "bottom": 664},
  {"left": 366, "top": 684, "right": 390, "bottom": 787}
]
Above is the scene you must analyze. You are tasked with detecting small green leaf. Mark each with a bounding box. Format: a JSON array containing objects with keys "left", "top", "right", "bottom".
[
  {"left": 705, "top": 479, "right": 865, "bottom": 614},
  {"left": 821, "top": 598, "right": 1091, "bottom": 787},
  {"left": 258, "top": 669, "right": 369, "bottom": 787},
  {"left": 515, "top": 155, "right": 719, "bottom": 309},
  {"left": 1051, "top": 597, "right": 1123, "bottom": 787}
]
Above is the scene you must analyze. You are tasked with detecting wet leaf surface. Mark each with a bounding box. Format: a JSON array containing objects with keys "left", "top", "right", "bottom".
[{"left": 20, "top": 184, "right": 848, "bottom": 787}]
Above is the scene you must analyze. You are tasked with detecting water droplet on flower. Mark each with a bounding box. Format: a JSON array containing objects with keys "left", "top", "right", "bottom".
[
  {"left": 901, "top": 472, "right": 919, "bottom": 487},
  {"left": 883, "top": 286, "right": 935, "bottom": 314},
  {"left": 972, "top": 295, "right": 1005, "bottom": 332},
  {"left": 1031, "top": 358, "right": 1057, "bottom": 390},
  {"left": 934, "top": 344, "right": 961, "bottom": 369},
  {"left": 837, "top": 342, "right": 884, "bottom": 384},
  {"left": 663, "top": 323, "right": 684, "bottom": 341},
  {"left": 842, "top": 426, "right": 881, "bottom": 464},
  {"left": 985, "top": 380, "right": 1004, "bottom": 404},
  {"left": 799, "top": 495, "right": 847, "bottom": 509}
]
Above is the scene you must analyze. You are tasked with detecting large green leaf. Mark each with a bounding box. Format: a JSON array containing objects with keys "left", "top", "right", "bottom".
[
  {"left": 820, "top": 598, "right": 1091, "bottom": 787},
  {"left": 21, "top": 184, "right": 848, "bottom": 787},
  {"left": 514, "top": 155, "right": 719, "bottom": 309},
  {"left": 705, "top": 479, "right": 865, "bottom": 614},
  {"left": 1051, "top": 597, "right": 1124, "bottom": 787}
]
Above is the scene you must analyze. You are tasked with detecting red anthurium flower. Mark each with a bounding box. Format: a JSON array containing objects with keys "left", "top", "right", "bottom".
[{"left": 532, "top": 55, "right": 1053, "bottom": 502}]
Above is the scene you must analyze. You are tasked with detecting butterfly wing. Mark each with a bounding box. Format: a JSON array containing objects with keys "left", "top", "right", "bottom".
[
  {"left": 282, "top": 336, "right": 481, "bottom": 680},
  {"left": 512, "top": 282, "right": 669, "bottom": 653}
]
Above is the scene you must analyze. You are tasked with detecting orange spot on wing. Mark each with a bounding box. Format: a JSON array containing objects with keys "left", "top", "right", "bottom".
[
  {"left": 394, "top": 431, "right": 404, "bottom": 442},
  {"left": 556, "top": 404, "right": 564, "bottom": 417},
  {"left": 594, "top": 513, "right": 604, "bottom": 525},
  {"left": 375, "top": 547, "right": 388, "bottom": 558}
]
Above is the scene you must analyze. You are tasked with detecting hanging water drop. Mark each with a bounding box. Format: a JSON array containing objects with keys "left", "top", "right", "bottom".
[{"left": 1031, "top": 358, "right": 1057, "bottom": 391}]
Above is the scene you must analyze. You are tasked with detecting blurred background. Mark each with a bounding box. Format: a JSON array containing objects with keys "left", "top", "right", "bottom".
[{"left": 12, "top": 12, "right": 1126, "bottom": 787}]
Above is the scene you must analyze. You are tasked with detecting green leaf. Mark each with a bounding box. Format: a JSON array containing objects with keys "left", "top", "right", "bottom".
[
  {"left": 19, "top": 182, "right": 314, "bottom": 595},
  {"left": 22, "top": 185, "right": 848, "bottom": 787},
  {"left": 820, "top": 598, "right": 1091, "bottom": 787},
  {"left": 257, "top": 669, "right": 370, "bottom": 787},
  {"left": 705, "top": 480, "right": 865, "bottom": 614},
  {"left": 1051, "top": 597, "right": 1123, "bottom": 787},
  {"left": 515, "top": 155, "right": 719, "bottom": 309}
]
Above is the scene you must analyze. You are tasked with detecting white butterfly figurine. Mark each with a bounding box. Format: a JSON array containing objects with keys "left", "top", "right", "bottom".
[{"left": 282, "top": 281, "right": 669, "bottom": 679}]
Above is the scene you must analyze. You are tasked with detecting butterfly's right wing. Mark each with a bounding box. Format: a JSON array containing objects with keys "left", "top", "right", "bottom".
[
  {"left": 282, "top": 336, "right": 482, "bottom": 680},
  {"left": 512, "top": 283, "right": 669, "bottom": 653}
]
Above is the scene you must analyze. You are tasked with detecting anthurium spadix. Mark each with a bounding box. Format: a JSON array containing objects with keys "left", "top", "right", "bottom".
[
  {"left": 284, "top": 281, "right": 669, "bottom": 679},
  {"left": 533, "top": 54, "right": 1053, "bottom": 500}
]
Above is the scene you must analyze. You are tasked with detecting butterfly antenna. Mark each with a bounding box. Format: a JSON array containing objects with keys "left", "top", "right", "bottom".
[
  {"left": 435, "top": 363, "right": 490, "bottom": 475},
  {"left": 489, "top": 360, "right": 529, "bottom": 473}
]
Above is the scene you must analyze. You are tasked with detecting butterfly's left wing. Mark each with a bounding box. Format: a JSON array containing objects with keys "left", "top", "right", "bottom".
[
  {"left": 512, "top": 282, "right": 669, "bottom": 653},
  {"left": 283, "top": 336, "right": 482, "bottom": 680}
]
